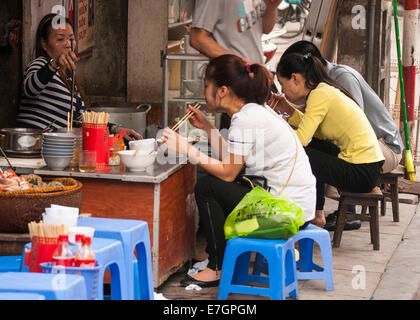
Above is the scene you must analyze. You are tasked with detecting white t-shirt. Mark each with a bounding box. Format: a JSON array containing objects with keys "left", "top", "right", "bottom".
[{"left": 228, "top": 103, "right": 316, "bottom": 222}]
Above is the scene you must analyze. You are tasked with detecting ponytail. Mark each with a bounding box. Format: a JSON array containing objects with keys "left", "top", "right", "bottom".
[
  {"left": 277, "top": 52, "right": 356, "bottom": 102},
  {"left": 205, "top": 55, "right": 271, "bottom": 105}
]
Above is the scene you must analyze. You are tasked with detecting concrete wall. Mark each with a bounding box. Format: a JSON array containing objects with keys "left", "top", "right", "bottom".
[
  {"left": 0, "top": 0, "right": 23, "bottom": 129},
  {"left": 336, "top": 0, "right": 392, "bottom": 109},
  {"left": 127, "top": 0, "right": 168, "bottom": 104},
  {"left": 77, "top": 0, "right": 128, "bottom": 105},
  {"left": 336, "top": 0, "right": 369, "bottom": 77}
]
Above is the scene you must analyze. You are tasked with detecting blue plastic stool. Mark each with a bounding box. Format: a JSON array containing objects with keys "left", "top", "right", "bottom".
[
  {"left": 0, "top": 272, "right": 87, "bottom": 300},
  {"left": 91, "top": 237, "right": 129, "bottom": 300},
  {"left": 23, "top": 238, "right": 130, "bottom": 300},
  {"left": 0, "top": 256, "right": 23, "bottom": 272},
  {"left": 78, "top": 217, "right": 154, "bottom": 300},
  {"left": 0, "top": 292, "right": 46, "bottom": 300},
  {"left": 253, "top": 224, "right": 334, "bottom": 291},
  {"left": 217, "top": 237, "right": 298, "bottom": 300}
]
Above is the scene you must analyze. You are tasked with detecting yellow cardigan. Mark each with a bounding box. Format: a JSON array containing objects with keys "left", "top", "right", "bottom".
[{"left": 288, "top": 82, "right": 384, "bottom": 164}]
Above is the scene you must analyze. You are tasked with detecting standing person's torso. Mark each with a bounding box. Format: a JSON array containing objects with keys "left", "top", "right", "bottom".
[
  {"left": 327, "top": 62, "right": 404, "bottom": 155},
  {"left": 193, "top": 0, "right": 266, "bottom": 64},
  {"left": 228, "top": 103, "right": 317, "bottom": 222},
  {"left": 16, "top": 57, "right": 85, "bottom": 130}
]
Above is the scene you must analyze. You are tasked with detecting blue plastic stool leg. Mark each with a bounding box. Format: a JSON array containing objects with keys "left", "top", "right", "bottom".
[
  {"left": 297, "top": 238, "right": 316, "bottom": 272},
  {"left": 284, "top": 248, "right": 298, "bottom": 298},
  {"left": 232, "top": 252, "right": 252, "bottom": 285},
  {"left": 135, "top": 241, "right": 154, "bottom": 300},
  {"left": 267, "top": 251, "right": 285, "bottom": 300},
  {"left": 217, "top": 249, "right": 241, "bottom": 300},
  {"left": 319, "top": 238, "right": 334, "bottom": 291}
]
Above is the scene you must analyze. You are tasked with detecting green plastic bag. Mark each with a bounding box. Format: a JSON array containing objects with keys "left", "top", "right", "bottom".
[{"left": 224, "top": 186, "right": 305, "bottom": 240}]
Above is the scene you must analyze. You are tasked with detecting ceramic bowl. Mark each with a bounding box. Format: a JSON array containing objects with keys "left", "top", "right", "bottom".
[
  {"left": 42, "top": 155, "right": 73, "bottom": 171},
  {"left": 128, "top": 138, "right": 156, "bottom": 155},
  {"left": 118, "top": 150, "right": 157, "bottom": 172}
]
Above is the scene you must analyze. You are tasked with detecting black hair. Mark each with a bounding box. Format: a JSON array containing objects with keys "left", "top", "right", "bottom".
[
  {"left": 276, "top": 52, "right": 355, "bottom": 102},
  {"left": 35, "top": 13, "right": 74, "bottom": 59},
  {"left": 283, "top": 40, "right": 327, "bottom": 66},
  {"left": 205, "top": 54, "right": 271, "bottom": 105}
]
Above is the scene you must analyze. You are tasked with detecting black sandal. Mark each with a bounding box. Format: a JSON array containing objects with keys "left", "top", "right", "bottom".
[{"left": 180, "top": 274, "right": 219, "bottom": 288}]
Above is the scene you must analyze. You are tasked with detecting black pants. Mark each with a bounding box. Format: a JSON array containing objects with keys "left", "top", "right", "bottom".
[
  {"left": 304, "top": 139, "right": 384, "bottom": 211},
  {"left": 195, "top": 175, "right": 309, "bottom": 272}
]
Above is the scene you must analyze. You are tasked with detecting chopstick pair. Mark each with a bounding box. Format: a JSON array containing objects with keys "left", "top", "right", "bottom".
[
  {"left": 172, "top": 103, "right": 201, "bottom": 132},
  {"left": 268, "top": 93, "right": 280, "bottom": 110},
  {"left": 67, "top": 111, "right": 74, "bottom": 133}
]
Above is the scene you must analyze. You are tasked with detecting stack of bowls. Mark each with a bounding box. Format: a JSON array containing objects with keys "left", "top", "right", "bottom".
[{"left": 42, "top": 133, "right": 75, "bottom": 171}]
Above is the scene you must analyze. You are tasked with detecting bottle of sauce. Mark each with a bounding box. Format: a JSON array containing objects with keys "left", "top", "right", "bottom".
[
  {"left": 75, "top": 236, "right": 96, "bottom": 268},
  {"left": 71, "top": 234, "right": 84, "bottom": 256},
  {"left": 52, "top": 235, "right": 75, "bottom": 267}
]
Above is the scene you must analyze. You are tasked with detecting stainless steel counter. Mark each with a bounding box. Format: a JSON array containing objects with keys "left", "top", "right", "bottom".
[
  {"left": 1, "top": 156, "right": 189, "bottom": 184},
  {"left": 34, "top": 161, "right": 188, "bottom": 184}
]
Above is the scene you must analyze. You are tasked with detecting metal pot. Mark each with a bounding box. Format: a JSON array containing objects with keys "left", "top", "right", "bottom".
[
  {"left": 0, "top": 128, "right": 43, "bottom": 157},
  {"left": 91, "top": 104, "right": 152, "bottom": 138}
]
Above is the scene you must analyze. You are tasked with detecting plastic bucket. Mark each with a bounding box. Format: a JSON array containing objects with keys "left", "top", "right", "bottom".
[
  {"left": 82, "top": 123, "right": 109, "bottom": 170},
  {"left": 29, "top": 237, "right": 59, "bottom": 273}
]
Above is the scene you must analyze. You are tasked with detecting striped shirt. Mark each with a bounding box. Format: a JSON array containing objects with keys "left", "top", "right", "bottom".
[{"left": 16, "top": 57, "right": 86, "bottom": 130}]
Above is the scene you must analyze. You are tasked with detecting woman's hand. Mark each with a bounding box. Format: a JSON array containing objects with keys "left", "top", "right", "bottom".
[
  {"left": 187, "top": 105, "right": 214, "bottom": 132},
  {"left": 53, "top": 51, "right": 78, "bottom": 74},
  {"left": 122, "top": 128, "right": 143, "bottom": 141},
  {"left": 268, "top": 93, "right": 296, "bottom": 117},
  {"left": 161, "top": 127, "right": 191, "bottom": 155},
  {"left": 113, "top": 126, "right": 143, "bottom": 141}
]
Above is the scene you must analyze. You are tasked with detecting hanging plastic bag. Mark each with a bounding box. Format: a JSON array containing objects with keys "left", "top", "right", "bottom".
[
  {"left": 224, "top": 106, "right": 308, "bottom": 239},
  {"left": 224, "top": 186, "right": 305, "bottom": 240}
]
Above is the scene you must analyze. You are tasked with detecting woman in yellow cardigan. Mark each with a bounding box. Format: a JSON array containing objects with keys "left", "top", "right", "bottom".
[{"left": 272, "top": 52, "right": 384, "bottom": 228}]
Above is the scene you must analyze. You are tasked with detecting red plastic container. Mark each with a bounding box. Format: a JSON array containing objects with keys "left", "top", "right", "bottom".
[
  {"left": 82, "top": 123, "right": 109, "bottom": 170},
  {"left": 29, "top": 236, "right": 59, "bottom": 273}
]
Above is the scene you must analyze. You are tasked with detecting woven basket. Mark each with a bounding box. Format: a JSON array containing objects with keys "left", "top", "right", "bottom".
[{"left": 0, "top": 178, "right": 83, "bottom": 233}]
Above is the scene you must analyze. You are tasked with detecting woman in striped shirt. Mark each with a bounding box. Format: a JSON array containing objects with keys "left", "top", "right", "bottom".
[{"left": 16, "top": 14, "right": 142, "bottom": 141}]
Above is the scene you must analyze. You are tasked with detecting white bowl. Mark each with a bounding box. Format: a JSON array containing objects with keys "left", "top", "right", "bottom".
[
  {"left": 129, "top": 138, "right": 156, "bottom": 155},
  {"left": 68, "top": 226, "right": 95, "bottom": 244},
  {"left": 118, "top": 150, "right": 157, "bottom": 172}
]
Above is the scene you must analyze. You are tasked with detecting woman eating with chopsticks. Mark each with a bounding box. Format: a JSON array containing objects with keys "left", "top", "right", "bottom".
[
  {"left": 272, "top": 52, "right": 385, "bottom": 228},
  {"left": 16, "top": 13, "right": 141, "bottom": 141},
  {"left": 161, "top": 54, "right": 316, "bottom": 288}
]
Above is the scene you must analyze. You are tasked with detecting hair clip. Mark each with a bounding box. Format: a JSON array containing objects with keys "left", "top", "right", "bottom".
[
  {"left": 246, "top": 64, "right": 252, "bottom": 73},
  {"left": 303, "top": 53, "right": 312, "bottom": 60}
]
